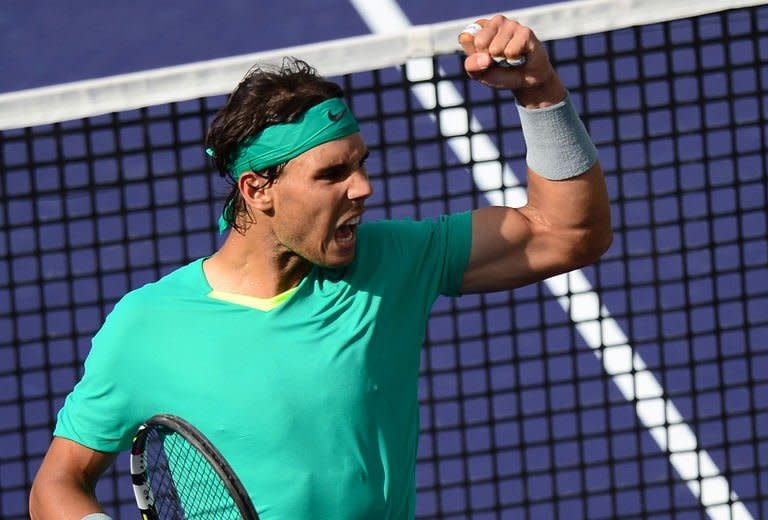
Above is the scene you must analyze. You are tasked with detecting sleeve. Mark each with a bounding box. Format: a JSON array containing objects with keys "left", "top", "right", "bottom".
[
  {"left": 357, "top": 210, "right": 473, "bottom": 299},
  {"left": 53, "top": 292, "right": 148, "bottom": 453}
]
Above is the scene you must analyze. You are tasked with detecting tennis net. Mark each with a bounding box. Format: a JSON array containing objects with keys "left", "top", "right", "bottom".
[{"left": 1, "top": 0, "right": 767, "bottom": 518}]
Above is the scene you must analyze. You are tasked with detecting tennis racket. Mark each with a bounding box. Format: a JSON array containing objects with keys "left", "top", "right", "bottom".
[{"left": 130, "top": 414, "right": 259, "bottom": 520}]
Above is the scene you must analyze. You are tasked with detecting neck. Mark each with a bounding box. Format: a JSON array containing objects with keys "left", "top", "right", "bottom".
[{"left": 203, "top": 227, "right": 311, "bottom": 298}]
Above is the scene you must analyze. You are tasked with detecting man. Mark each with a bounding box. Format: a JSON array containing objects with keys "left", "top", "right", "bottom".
[{"left": 30, "top": 15, "right": 611, "bottom": 519}]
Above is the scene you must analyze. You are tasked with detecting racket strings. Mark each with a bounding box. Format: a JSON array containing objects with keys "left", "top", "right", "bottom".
[{"left": 145, "top": 429, "right": 243, "bottom": 519}]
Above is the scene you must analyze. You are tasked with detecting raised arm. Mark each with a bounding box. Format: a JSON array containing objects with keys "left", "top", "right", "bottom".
[
  {"left": 457, "top": 16, "right": 612, "bottom": 294},
  {"left": 30, "top": 436, "right": 116, "bottom": 519}
]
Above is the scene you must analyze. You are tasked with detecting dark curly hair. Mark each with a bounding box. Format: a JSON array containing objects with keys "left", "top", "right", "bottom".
[{"left": 206, "top": 57, "right": 344, "bottom": 234}]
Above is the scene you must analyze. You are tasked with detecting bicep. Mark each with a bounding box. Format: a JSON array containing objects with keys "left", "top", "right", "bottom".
[
  {"left": 460, "top": 205, "right": 569, "bottom": 293},
  {"left": 39, "top": 436, "right": 117, "bottom": 484}
]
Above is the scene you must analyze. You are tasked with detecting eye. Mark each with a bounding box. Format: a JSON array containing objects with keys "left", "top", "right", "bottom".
[
  {"left": 317, "top": 165, "right": 349, "bottom": 182},
  {"left": 359, "top": 151, "right": 370, "bottom": 169}
]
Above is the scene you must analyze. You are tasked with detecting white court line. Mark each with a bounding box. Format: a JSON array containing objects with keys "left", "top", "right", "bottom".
[{"left": 349, "top": 1, "right": 752, "bottom": 518}]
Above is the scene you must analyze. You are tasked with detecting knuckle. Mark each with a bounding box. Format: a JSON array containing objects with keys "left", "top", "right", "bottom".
[
  {"left": 474, "top": 33, "right": 491, "bottom": 50},
  {"left": 519, "top": 27, "right": 534, "bottom": 41},
  {"left": 503, "top": 44, "right": 519, "bottom": 59},
  {"left": 488, "top": 41, "right": 506, "bottom": 56}
]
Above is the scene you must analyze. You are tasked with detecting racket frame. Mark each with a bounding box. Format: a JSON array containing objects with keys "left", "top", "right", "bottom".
[{"left": 130, "top": 413, "right": 259, "bottom": 520}]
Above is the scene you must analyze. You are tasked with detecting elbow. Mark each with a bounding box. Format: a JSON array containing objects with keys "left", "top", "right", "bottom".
[
  {"left": 29, "top": 475, "right": 45, "bottom": 519},
  {"left": 28, "top": 471, "right": 62, "bottom": 520},
  {"left": 564, "top": 225, "right": 613, "bottom": 269},
  {"left": 582, "top": 200, "right": 614, "bottom": 263},
  {"left": 589, "top": 225, "right": 614, "bottom": 261}
]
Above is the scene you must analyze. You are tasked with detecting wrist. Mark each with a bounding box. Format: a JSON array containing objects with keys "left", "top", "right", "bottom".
[
  {"left": 512, "top": 75, "right": 566, "bottom": 109},
  {"left": 516, "top": 91, "right": 598, "bottom": 181}
]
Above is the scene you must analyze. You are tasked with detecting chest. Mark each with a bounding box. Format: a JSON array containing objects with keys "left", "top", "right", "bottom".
[{"left": 140, "top": 287, "right": 425, "bottom": 427}]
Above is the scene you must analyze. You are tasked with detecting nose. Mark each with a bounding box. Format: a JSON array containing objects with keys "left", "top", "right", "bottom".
[{"left": 347, "top": 168, "right": 373, "bottom": 201}]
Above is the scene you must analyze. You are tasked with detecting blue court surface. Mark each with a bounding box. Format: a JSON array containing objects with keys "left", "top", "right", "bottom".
[{"left": 1, "top": 1, "right": 767, "bottom": 519}]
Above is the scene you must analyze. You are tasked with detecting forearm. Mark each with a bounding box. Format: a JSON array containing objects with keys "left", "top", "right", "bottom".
[
  {"left": 30, "top": 474, "right": 107, "bottom": 520},
  {"left": 515, "top": 75, "right": 611, "bottom": 250},
  {"left": 524, "top": 162, "right": 611, "bottom": 245}
]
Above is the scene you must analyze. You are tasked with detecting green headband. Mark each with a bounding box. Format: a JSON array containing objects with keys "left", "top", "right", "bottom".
[
  {"left": 207, "top": 97, "right": 360, "bottom": 233},
  {"left": 211, "top": 97, "right": 360, "bottom": 180}
]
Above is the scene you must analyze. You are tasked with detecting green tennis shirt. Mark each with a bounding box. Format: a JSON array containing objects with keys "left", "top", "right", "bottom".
[{"left": 54, "top": 212, "right": 472, "bottom": 519}]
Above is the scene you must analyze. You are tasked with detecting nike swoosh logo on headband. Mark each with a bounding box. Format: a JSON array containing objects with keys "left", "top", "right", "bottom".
[{"left": 328, "top": 108, "right": 347, "bottom": 121}]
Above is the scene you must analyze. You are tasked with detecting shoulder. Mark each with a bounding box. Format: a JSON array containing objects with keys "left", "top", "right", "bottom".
[
  {"left": 354, "top": 219, "right": 422, "bottom": 266},
  {"left": 101, "top": 258, "right": 207, "bottom": 331},
  {"left": 358, "top": 213, "right": 472, "bottom": 254},
  {"left": 359, "top": 213, "right": 473, "bottom": 297},
  {"left": 123, "top": 258, "right": 205, "bottom": 300}
]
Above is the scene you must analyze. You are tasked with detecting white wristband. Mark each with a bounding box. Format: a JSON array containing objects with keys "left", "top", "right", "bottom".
[{"left": 81, "top": 514, "right": 113, "bottom": 520}]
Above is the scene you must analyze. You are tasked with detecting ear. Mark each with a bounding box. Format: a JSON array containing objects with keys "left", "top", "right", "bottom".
[{"left": 238, "top": 172, "right": 274, "bottom": 213}]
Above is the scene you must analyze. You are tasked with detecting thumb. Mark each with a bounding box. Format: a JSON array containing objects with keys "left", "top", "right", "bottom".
[{"left": 464, "top": 53, "right": 493, "bottom": 78}]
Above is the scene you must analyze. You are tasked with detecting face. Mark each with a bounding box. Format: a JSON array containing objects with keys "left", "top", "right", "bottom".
[{"left": 265, "top": 133, "right": 372, "bottom": 267}]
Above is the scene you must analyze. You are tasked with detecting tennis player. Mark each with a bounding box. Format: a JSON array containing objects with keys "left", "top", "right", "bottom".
[{"left": 30, "top": 15, "right": 611, "bottom": 519}]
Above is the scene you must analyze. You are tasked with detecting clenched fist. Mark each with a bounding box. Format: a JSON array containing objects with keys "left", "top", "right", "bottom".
[{"left": 459, "top": 15, "right": 566, "bottom": 108}]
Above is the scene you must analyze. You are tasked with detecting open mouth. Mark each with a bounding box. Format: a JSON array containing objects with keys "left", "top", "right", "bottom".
[{"left": 335, "top": 215, "right": 361, "bottom": 244}]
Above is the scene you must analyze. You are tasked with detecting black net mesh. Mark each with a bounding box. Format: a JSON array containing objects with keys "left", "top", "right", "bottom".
[{"left": 2, "top": 5, "right": 767, "bottom": 519}]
